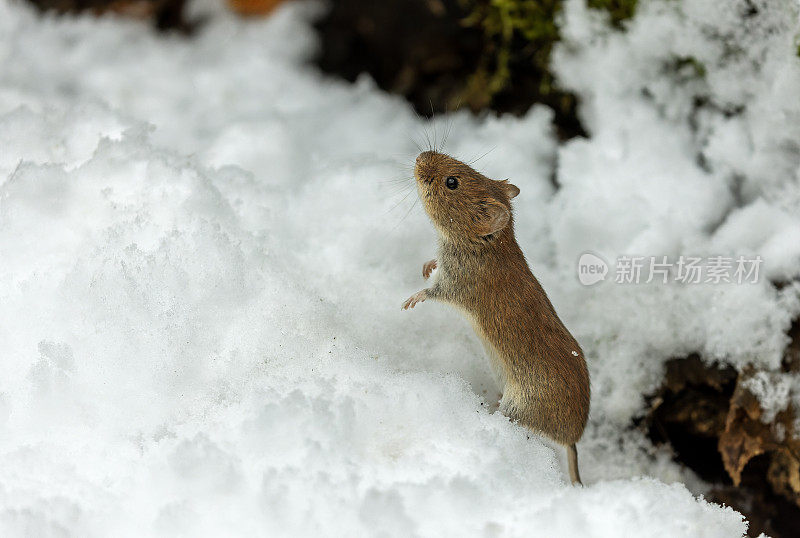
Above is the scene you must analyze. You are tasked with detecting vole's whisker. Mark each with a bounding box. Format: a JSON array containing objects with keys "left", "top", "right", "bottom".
[
  {"left": 379, "top": 180, "right": 414, "bottom": 193},
  {"left": 376, "top": 167, "right": 414, "bottom": 187},
  {"left": 376, "top": 167, "right": 414, "bottom": 180},
  {"left": 392, "top": 195, "right": 419, "bottom": 231},
  {"left": 377, "top": 173, "right": 414, "bottom": 186},
  {"left": 387, "top": 150, "right": 417, "bottom": 161},
  {"left": 468, "top": 145, "right": 498, "bottom": 165},
  {"left": 384, "top": 183, "right": 415, "bottom": 198},
  {"left": 441, "top": 111, "right": 455, "bottom": 154},
  {"left": 422, "top": 125, "right": 433, "bottom": 153},
  {"left": 378, "top": 173, "right": 413, "bottom": 181},
  {"left": 430, "top": 99, "right": 438, "bottom": 153},
  {"left": 409, "top": 105, "right": 432, "bottom": 153},
  {"left": 386, "top": 185, "right": 416, "bottom": 214}
]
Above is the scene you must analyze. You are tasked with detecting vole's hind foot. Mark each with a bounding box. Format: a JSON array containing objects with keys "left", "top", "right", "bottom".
[
  {"left": 401, "top": 289, "right": 428, "bottom": 310},
  {"left": 422, "top": 259, "right": 437, "bottom": 280}
]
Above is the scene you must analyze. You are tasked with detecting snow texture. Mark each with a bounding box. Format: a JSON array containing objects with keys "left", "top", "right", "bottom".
[{"left": 2, "top": 0, "right": 799, "bottom": 535}]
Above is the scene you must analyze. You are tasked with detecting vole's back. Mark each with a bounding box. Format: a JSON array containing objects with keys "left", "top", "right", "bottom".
[{"left": 437, "top": 237, "right": 590, "bottom": 446}]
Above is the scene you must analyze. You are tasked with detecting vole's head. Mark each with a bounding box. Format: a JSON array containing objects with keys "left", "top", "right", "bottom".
[{"left": 414, "top": 151, "right": 520, "bottom": 244}]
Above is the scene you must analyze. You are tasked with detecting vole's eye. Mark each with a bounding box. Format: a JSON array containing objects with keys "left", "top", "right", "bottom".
[{"left": 445, "top": 176, "right": 458, "bottom": 190}]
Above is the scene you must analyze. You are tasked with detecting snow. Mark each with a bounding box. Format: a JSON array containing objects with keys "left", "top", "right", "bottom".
[
  {"left": 742, "top": 371, "right": 794, "bottom": 423},
  {"left": 1, "top": 0, "right": 799, "bottom": 535}
]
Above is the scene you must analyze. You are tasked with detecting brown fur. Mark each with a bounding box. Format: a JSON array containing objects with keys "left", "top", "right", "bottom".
[{"left": 402, "top": 151, "right": 590, "bottom": 484}]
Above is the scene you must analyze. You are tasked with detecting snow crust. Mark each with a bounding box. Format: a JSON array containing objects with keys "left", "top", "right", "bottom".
[{"left": 2, "top": 0, "right": 799, "bottom": 535}]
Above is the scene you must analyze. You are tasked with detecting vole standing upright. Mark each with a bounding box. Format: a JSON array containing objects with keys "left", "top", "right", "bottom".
[{"left": 402, "top": 151, "right": 590, "bottom": 484}]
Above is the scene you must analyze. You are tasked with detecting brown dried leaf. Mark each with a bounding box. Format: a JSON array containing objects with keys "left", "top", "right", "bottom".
[
  {"left": 719, "top": 427, "right": 766, "bottom": 485},
  {"left": 769, "top": 450, "right": 800, "bottom": 504},
  {"left": 719, "top": 370, "right": 800, "bottom": 497},
  {"left": 720, "top": 373, "right": 771, "bottom": 485}
]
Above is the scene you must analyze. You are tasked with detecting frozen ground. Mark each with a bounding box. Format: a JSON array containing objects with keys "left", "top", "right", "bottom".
[{"left": 1, "top": 0, "right": 799, "bottom": 536}]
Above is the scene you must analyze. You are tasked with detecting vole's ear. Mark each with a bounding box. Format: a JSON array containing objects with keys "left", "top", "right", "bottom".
[
  {"left": 500, "top": 180, "right": 520, "bottom": 199},
  {"left": 476, "top": 199, "right": 510, "bottom": 237}
]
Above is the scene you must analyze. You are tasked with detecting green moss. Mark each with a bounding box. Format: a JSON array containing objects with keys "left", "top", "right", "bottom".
[
  {"left": 459, "top": 0, "right": 561, "bottom": 106},
  {"left": 674, "top": 56, "right": 707, "bottom": 79},
  {"left": 459, "top": 0, "right": 637, "bottom": 119},
  {"left": 587, "top": 0, "right": 638, "bottom": 28}
]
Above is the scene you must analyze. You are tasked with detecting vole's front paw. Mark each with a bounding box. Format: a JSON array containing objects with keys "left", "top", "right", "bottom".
[
  {"left": 422, "top": 259, "right": 437, "bottom": 280},
  {"left": 401, "top": 290, "right": 428, "bottom": 310}
]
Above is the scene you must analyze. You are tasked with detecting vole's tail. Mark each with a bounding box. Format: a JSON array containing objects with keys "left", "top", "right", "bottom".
[{"left": 567, "top": 443, "right": 582, "bottom": 485}]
